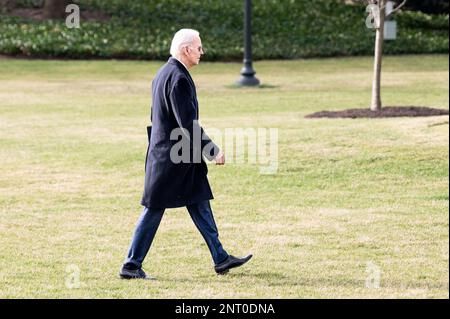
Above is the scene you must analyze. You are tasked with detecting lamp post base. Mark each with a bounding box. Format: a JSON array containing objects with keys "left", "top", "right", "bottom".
[
  {"left": 236, "top": 66, "right": 260, "bottom": 86},
  {"left": 236, "top": 74, "right": 260, "bottom": 87}
]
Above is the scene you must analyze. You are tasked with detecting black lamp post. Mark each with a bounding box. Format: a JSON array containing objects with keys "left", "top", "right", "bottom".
[{"left": 237, "top": 0, "right": 260, "bottom": 86}]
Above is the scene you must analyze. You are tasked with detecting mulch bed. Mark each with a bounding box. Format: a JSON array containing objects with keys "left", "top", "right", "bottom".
[{"left": 306, "top": 106, "right": 449, "bottom": 119}]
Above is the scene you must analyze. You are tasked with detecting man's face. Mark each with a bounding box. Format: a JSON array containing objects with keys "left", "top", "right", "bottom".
[{"left": 185, "top": 36, "right": 204, "bottom": 68}]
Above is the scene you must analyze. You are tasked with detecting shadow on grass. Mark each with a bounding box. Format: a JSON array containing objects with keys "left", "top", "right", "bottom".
[
  {"left": 225, "top": 84, "right": 279, "bottom": 89},
  {"left": 225, "top": 272, "right": 449, "bottom": 290}
]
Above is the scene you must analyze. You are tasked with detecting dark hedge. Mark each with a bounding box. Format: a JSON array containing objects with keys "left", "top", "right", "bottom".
[{"left": 0, "top": 0, "right": 448, "bottom": 60}]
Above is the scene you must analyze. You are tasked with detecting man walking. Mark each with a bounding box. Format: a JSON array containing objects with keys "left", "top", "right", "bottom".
[{"left": 120, "top": 29, "right": 252, "bottom": 279}]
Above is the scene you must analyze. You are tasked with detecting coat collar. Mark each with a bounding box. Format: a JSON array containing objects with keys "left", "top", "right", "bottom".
[
  {"left": 172, "top": 57, "right": 189, "bottom": 71},
  {"left": 168, "top": 57, "right": 190, "bottom": 73},
  {"left": 168, "top": 57, "right": 195, "bottom": 86}
]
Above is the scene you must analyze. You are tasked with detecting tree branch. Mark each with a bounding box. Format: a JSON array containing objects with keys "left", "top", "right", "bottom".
[{"left": 386, "top": 0, "right": 407, "bottom": 18}]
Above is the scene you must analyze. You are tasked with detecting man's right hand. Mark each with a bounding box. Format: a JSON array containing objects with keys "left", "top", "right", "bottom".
[{"left": 215, "top": 150, "right": 225, "bottom": 165}]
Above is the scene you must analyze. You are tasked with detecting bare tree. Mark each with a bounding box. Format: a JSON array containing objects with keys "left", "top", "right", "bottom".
[
  {"left": 360, "top": 0, "right": 407, "bottom": 111},
  {"left": 43, "top": 0, "right": 71, "bottom": 19}
]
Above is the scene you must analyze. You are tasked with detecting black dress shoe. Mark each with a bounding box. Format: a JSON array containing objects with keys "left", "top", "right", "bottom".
[
  {"left": 214, "top": 254, "right": 253, "bottom": 275},
  {"left": 119, "top": 266, "right": 155, "bottom": 280}
]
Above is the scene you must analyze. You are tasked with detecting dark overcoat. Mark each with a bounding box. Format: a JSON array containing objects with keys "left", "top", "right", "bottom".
[{"left": 141, "top": 58, "right": 219, "bottom": 209}]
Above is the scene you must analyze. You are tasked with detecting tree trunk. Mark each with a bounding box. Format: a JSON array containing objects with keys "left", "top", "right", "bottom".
[
  {"left": 43, "top": 0, "right": 71, "bottom": 19},
  {"left": 370, "top": 0, "right": 386, "bottom": 112}
]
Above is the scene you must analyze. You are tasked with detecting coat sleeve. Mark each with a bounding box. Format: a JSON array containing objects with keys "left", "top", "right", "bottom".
[{"left": 169, "top": 77, "right": 220, "bottom": 161}]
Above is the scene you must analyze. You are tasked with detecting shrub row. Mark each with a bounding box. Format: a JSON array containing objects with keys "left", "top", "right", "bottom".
[{"left": 0, "top": 0, "right": 448, "bottom": 60}]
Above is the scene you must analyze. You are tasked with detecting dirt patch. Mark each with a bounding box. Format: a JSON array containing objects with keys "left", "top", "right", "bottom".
[
  {"left": 8, "top": 8, "right": 109, "bottom": 21},
  {"left": 306, "top": 107, "right": 449, "bottom": 119},
  {"left": 8, "top": 8, "right": 45, "bottom": 20},
  {"left": 0, "top": 1, "right": 109, "bottom": 22},
  {"left": 0, "top": 0, "right": 12, "bottom": 7}
]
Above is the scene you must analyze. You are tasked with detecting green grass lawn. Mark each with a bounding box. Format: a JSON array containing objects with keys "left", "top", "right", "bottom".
[{"left": 0, "top": 55, "right": 448, "bottom": 298}]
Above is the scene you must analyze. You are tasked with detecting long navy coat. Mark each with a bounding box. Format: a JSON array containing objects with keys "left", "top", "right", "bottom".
[{"left": 141, "top": 58, "right": 219, "bottom": 209}]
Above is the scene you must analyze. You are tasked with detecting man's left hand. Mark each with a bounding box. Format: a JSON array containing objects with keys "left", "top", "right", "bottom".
[{"left": 215, "top": 151, "right": 225, "bottom": 165}]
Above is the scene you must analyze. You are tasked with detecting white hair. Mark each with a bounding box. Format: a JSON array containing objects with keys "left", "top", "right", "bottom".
[{"left": 170, "top": 28, "right": 200, "bottom": 58}]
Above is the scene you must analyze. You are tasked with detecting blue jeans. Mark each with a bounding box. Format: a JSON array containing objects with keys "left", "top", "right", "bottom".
[{"left": 123, "top": 200, "right": 229, "bottom": 269}]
